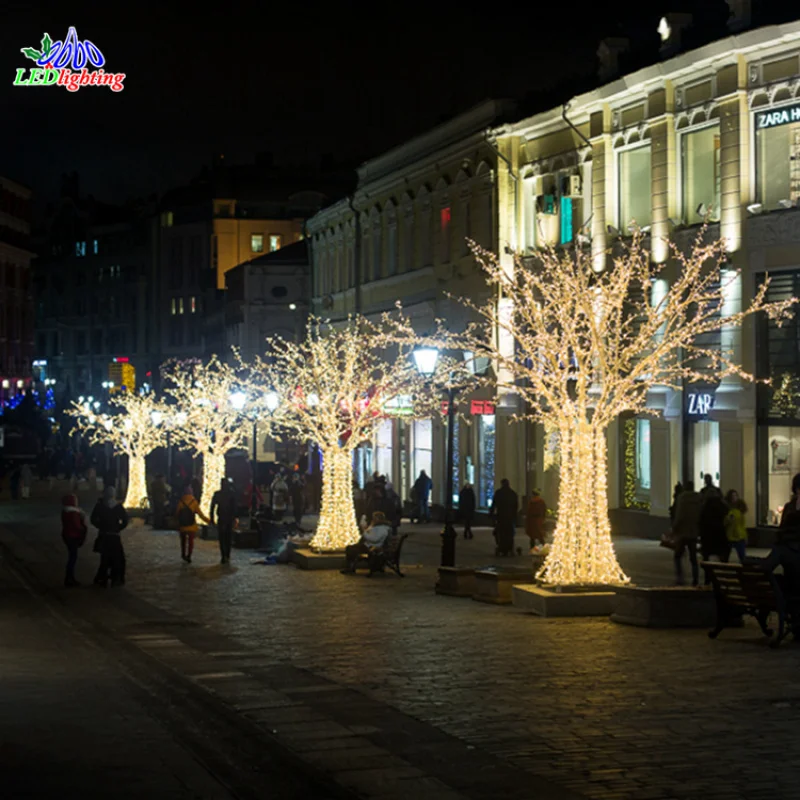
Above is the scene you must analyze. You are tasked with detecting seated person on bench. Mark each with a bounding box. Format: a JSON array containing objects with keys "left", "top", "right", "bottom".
[{"left": 341, "top": 511, "right": 391, "bottom": 574}]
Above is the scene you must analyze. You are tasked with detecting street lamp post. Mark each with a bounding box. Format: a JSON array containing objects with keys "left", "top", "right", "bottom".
[{"left": 413, "top": 347, "right": 457, "bottom": 568}]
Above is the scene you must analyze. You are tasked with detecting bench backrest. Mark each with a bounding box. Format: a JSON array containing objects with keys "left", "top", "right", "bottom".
[
  {"left": 386, "top": 533, "right": 408, "bottom": 560},
  {"left": 702, "top": 561, "right": 780, "bottom": 611}
]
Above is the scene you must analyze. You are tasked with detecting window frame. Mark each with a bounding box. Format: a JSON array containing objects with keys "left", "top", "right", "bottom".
[
  {"left": 677, "top": 120, "right": 722, "bottom": 225},
  {"left": 251, "top": 233, "right": 264, "bottom": 253},
  {"left": 615, "top": 139, "right": 653, "bottom": 234}
]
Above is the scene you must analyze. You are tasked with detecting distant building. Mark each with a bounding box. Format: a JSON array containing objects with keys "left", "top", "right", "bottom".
[
  {"left": 33, "top": 182, "right": 157, "bottom": 399},
  {"left": 224, "top": 239, "right": 309, "bottom": 365},
  {"left": 0, "top": 176, "right": 34, "bottom": 398}
]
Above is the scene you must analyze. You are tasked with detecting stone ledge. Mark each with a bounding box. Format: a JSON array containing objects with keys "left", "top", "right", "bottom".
[
  {"left": 473, "top": 567, "right": 535, "bottom": 605},
  {"left": 512, "top": 584, "right": 616, "bottom": 617},
  {"left": 290, "top": 548, "right": 346, "bottom": 571},
  {"left": 435, "top": 567, "right": 476, "bottom": 598},
  {"left": 611, "top": 585, "right": 716, "bottom": 628}
]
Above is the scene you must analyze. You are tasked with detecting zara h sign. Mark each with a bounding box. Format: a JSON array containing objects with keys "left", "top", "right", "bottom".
[
  {"left": 756, "top": 103, "right": 800, "bottom": 130},
  {"left": 686, "top": 391, "right": 714, "bottom": 418}
]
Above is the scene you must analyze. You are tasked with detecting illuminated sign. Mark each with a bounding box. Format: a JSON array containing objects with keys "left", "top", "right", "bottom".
[
  {"left": 470, "top": 400, "right": 496, "bottom": 415},
  {"left": 687, "top": 392, "right": 714, "bottom": 416},
  {"left": 756, "top": 103, "right": 800, "bottom": 130}
]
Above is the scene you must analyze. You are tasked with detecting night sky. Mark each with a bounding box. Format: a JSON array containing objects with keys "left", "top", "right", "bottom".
[{"left": 0, "top": 1, "right": 746, "bottom": 208}]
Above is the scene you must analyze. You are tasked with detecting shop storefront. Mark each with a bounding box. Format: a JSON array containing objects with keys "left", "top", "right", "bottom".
[
  {"left": 756, "top": 269, "right": 800, "bottom": 526},
  {"left": 682, "top": 384, "right": 720, "bottom": 490}
]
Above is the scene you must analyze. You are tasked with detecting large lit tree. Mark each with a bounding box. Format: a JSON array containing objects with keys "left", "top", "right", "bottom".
[
  {"left": 248, "top": 316, "right": 459, "bottom": 551},
  {"left": 162, "top": 356, "right": 252, "bottom": 518},
  {"left": 69, "top": 392, "right": 168, "bottom": 509},
  {"left": 456, "top": 232, "right": 795, "bottom": 586}
]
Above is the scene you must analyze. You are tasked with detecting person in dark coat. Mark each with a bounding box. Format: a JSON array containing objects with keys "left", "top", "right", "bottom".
[
  {"left": 459, "top": 482, "right": 476, "bottom": 539},
  {"left": 490, "top": 479, "right": 518, "bottom": 556},
  {"left": 210, "top": 478, "right": 237, "bottom": 565},
  {"left": 413, "top": 470, "right": 432, "bottom": 523},
  {"left": 672, "top": 480, "right": 702, "bottom": 586},
  {"left": 699, "top": 491, "right": 731, "bottom": 583},
  {"left": 669, "top": 482, "right": 683, "bottom": 524},
  {"left": 289, "top": 472, "right": 305, "bottom": 525},
  {"left": 91, "top": 486, "right": 129, "bottom": 587},
  {"left": 780, "top": 472, "right": 800, "bottom": 532}
]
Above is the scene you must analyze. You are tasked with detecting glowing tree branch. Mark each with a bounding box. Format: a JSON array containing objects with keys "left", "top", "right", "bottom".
[
  {"left": 452, "top": 230, "right": 795, "bottom": 586},
  {"left": 162, "top": 356, "right": 252, "bottom": 518},
  {"left": 68, "top": 393, "right": 168, "bottom": 509},
  {"left": 248, "top": 315, "right": 461, "bottom": 551}
]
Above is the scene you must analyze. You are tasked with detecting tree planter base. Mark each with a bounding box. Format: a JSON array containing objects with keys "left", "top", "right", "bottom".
[
  {"left": 435, "top": 567, "right": 476, "bottom": 597},
  {"left": 290, "top": 547, "right": 346, "bottom": 571},
  {"left": 611, "top": 585, "right": 716, "bottom": 627},
  {"left": 512, "top": 584, "right": 616, "bottom": 617},
  {"left": 473, "top": 567, "right": 535, "bottom": 605}
]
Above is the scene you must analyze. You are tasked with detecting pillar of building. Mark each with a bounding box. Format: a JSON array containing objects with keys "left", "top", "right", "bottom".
[
  {"left": 589, "top": 106, "right": 612, "bottom": 272},
  {"left": 649, "top": 417, "right": 672, "bottom": 518},
  {"left": 649, "top": 82, "right": 677, "bottom": 264}
]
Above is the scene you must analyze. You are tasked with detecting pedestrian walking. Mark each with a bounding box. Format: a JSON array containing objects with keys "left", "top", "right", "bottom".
[
  {"left": 149, "top": 473, "right": 169, "bottom": 530},
  {"left": 20, "top": 462, "right": 32, "bottom": 499},
  {"left": 724, "top": 489, "right": 748, "bottom": 563},
  {"left": 176, "top": 484, "right": 210, "bottom": 564},
  {"left": 91, "top": 486, "right": 129, "bottom": 587},
  {"left": 699, "top": 488, "right": 730, "bottom": 582},
  {"left": 210, "top": 478, "right": 237, "bottom": 565},
  {"left": 525, "top": 488, "right": 547, "bottom": 548},
  {"left": 780, "top": 473, "right": 800, "bottom": 531},
  {"left": 61, "top": 493, "right": 89, "bottom": 587},
  {"left": 490, "top": 478, "right": 519, "bottom": 556},
  {"left": 672, "top": 480, "right": 702, "bottom": 586},
  {"left": 459, "top": 482, "right": 476, "bottom": 539},
  {"left": 669, "top": 482, "right": 683, "bottom": 524},
  {"left": 384, "top": 482, "right": 403, "bottom": 535},
  {"left": 413, "top": 470, "right": 432, "bottom": 523},
  {"left": 270, "top": 470, "right": 289, "bottom": 521}
]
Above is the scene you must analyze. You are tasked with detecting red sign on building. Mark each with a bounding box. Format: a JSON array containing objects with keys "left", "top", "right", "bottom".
[{"left": 470, "top": 400, "right": 495, "bottom": 415}]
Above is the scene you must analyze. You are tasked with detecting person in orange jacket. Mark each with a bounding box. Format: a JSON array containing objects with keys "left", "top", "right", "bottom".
[{"left": 176, "top": 484, "right": 211, "bottom": 563}]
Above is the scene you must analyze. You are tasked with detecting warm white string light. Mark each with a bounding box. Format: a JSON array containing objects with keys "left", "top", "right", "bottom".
[
  {"left": 161, "top": 356, "right": 253, "bottom": 519},
  {"left": 68, "top": 393, "right": 168, "bottom": 509},
  {"left": 450, "top": 230, "right": 796, "bottom": 586},
  {"left": 247, "top": 315, "right": 462, "bottom": 552}
]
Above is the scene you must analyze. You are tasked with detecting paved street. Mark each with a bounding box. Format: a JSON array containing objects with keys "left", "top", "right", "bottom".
[{"left": 0, "top": 485, "right": 797, "bottom": 800}]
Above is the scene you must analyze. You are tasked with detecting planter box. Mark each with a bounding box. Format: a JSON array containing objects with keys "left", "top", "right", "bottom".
[
  {"left": 435, "top": 567, "right": 476, "bottom": 597},
  {"left": 611, "top": 585, "right": 716, "bottom": 628},
  {"left": 473, "top": 566, "right": 535, "bottom": 605},
  {"left": 512, "top": 584, "right": 616, "bottom": 617},
  {"left": 290, "top": 547, "right": 346, "bottom": 571}
]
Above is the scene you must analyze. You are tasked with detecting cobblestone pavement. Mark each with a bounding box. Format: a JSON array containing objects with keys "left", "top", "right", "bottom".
[
  {"left": 0, "top": 549, "right": 236, "bottom": 799},
  {"left": 1, "top": 487, "right": 797, "bottom": 800}
]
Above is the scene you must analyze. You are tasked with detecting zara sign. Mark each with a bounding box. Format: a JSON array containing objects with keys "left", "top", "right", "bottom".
[
  {"left": 756, "top": 103, "right": 800, "bottom": 130},
  {"left": 687, "top": 391, "right": 714, "bottom": 417}
]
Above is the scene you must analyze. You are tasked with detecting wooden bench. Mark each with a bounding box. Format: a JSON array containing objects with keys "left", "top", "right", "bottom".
[
  {"left": 355, "top": 534, "right": 408, "bottom": 577},
  {"left": 702, "top": 561, "right": 799, "bottom": 648}
]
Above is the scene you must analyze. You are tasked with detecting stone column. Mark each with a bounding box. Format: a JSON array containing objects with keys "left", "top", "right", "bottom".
[
  {"left": 589, "top": 105, "right": 612, "bottom": 273},
  {"left": 649, "top": 83, "right": 676, "bottom": 264},
  {"left": 649, "top": 418, "right": 672, "bottom": 518}
]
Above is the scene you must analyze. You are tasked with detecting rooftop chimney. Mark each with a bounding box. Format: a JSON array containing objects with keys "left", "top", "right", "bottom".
[
  {"left": 725, "top": 0, "right": 751, "bottom": 33},
  {"left": 597, "top": 37, "right": 630, "bottom": 83},
  {"left": 659, "top": 13, "right": 693, "bottom": 58}
]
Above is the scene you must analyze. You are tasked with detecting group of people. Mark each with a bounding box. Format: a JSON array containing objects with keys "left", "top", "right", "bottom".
[
  {"left": 487, "top": 479, "right": 548, "bottom": 556},
  {"left": 670, "top": 474, "right": 748, "bottom": 586}
]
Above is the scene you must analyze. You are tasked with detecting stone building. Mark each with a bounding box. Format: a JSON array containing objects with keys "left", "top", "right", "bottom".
[{"left": 309, "top": 7, "right": 800, "bottom": 537}]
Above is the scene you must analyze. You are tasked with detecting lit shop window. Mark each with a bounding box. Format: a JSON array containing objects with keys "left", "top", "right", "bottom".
[
  {"left": 756, "top": 104, "right": 800, "bottom": 209},
  {"left": 251, "top": 234, "right": 264, "bottom": 253},
  {"left": 269, "top": 234, "right": 282, "bottom": 252}
]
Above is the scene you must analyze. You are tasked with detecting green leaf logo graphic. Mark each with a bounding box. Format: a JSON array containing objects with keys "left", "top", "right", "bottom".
[
  {"left": 20, "top": 46, "right": 42, "bottom": 61},
  {"left": 40, "top": 33, "right": 53, "bottom": 56}
]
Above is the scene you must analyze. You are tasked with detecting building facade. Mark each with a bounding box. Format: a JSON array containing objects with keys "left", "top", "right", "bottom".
[
  {"left": 0, "top": 176, "right": 34, "bottom": 398},
  {"left": 309, "top": 13, "right": 800, "bottom": 533}
]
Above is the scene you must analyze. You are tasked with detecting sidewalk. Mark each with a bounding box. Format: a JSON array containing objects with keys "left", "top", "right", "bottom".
[
  {"left": 0, "top": 493, "right": 794, "bottom": 800},
  {"left": 0, "top": 550, "right": 234, "bottom": 799}
]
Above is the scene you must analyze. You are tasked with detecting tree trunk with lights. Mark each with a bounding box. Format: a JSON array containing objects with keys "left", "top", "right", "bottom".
[
  {"left": 200, "top": 452, "right": 226, "bottom": 520},
  {"left": 537, "top": 419, "right": 627, "bottom": 586},
  {"left": 310, "top": 447, "right": 359, "bottom": 551},
  {"left": 124, "top": 454, "right": 148, "bottom": 510}
]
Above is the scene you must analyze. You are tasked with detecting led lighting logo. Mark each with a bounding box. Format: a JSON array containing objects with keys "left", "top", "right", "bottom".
[{"left": 14, "top": 27, "right": 125, "bottom": 92}]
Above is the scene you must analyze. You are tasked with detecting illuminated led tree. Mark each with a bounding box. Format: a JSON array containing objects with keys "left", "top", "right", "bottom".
[
  {"left": 456, "top": 232, "right": 795, "bottom": 586},
  {"left": 162, "top": 356, "right": 252, "bottom": 518},
  {"left": 68, "top": 392, "right": 168, "bottom": 509},
  {"left": 248, "top": 316, "right": 459, "bottom": 551}
]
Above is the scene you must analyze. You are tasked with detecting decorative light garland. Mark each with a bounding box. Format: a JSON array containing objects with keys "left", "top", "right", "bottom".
[
  {"left": 161, "top": 355, "right": 254, "bottom": 519},
  {"left": 443, "top": 230, "right": 796, "bottom": 586},
  {"left": 623, "top": 417, "right": 650, "bottom": 511},
  {"left": 247, "top": 315, "right": 470, "bottom": 552},
  {"left": 67, "top": 392, "right": 168, "bottom": 509}
]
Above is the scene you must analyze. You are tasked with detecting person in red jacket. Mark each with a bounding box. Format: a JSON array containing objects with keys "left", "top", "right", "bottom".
[{"left": 62, "top": 493, "right": 89, "bottom": 587}]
